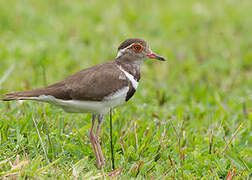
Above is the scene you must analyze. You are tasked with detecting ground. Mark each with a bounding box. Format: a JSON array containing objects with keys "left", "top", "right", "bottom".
[{"left": 0, "top": 0, "right": 251, "bottom": 179}]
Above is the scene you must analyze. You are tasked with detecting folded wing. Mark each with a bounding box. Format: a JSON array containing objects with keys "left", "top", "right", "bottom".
[{"left": 1, "top": 61, "right": 129, "bottom": 101}]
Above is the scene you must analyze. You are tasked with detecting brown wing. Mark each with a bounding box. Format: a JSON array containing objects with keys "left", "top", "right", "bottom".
[
  {"left": 1, "top": 61, "right": 128, "bottom": 101},
  {"left": 65, "top": 61, "right": 129, "bottom": 101}
]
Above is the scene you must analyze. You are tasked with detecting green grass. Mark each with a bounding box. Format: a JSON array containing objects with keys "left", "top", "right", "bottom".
[{"left": 0, "top": 0, "right": 252, "bottom": 179}]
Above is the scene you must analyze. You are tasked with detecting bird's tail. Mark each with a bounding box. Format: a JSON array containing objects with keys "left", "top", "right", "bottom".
[
  {"left": 0, "top": 91, "right": 38, "bottom": 101},
  {"left": 1, "top": 81, "right": 69, "bottom": 101}
]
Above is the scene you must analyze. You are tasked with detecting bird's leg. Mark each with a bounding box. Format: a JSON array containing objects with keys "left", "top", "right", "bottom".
[
  {"left": 90, "top": 114, "right": 101, "bottom": 168},
  {"left": 95, "top": 114, "right": 105, "bottom": 165}
]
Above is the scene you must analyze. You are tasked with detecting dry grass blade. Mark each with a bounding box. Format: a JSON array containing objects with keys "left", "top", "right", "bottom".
[
  {"left": 32, "top": 116, "right": 50, "bottom": 163},
  {"left": 222, "top": 137, "right": 230, "bottom": 151},
  {"left": 222, "top": 123, "right": 244, "bottom": 154},
  {"left": 0, "top": 156, "right": 30, "bottom": 179},
  {"left": 226, "top": 168, "right": 236, "bottom": 180},
  {"left": 0, "top": 158, "right": 11, "bottom": 167},
  {"left": 39, "top": 158, "right": 61, "bottom": 172},
  {"left": 169, "top": 155, "right": 176, "bottom": 178},
  {"left": 11, "top": 160, "right": 29, "bottom": 171},
  {"left": 120, "top": 137, "right": 125, "bottom": 153},
  {"left": 169, "top": 155, "right": 175, "bottom": 170},
  {"left": 72, "top": 156, "right": 88, "bottom": 178},
  {"left": 13, "top": 155, "right": 19, "bottom": 166},
  {"left": 108, "top": 167, "right": 123, "bottom": 178},
  {"left": 209, "top": 129, "right": 214, "bottom": 154},
  {"left": 3, "top": 172, "right": 19, "bottom": 179},
  {"left": 134, "top": 122, "right": 139, "bottom": 152}
]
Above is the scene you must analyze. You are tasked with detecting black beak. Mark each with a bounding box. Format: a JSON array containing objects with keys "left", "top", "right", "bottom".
[{"left": 147, "top": 52, "right": 166, "bottom": 61}]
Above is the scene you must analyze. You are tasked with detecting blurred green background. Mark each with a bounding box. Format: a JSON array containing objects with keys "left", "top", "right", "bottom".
[{"left": 0, "top": 0, "right": 251, "bottom": 179}]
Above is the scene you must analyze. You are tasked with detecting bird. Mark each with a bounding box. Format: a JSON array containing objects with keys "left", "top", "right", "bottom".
[{"left": 1, "top": 38, "right": 165, "bottom": 168}]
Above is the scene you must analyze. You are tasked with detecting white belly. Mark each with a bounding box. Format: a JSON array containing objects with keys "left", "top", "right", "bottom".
[{"left": 27, "top": 87, "right": 129, "bottom": 114}]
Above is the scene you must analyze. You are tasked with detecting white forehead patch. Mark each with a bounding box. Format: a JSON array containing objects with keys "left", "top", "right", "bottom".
[{"left": 116, "top": 43, "right": 135, "bottom": 58}]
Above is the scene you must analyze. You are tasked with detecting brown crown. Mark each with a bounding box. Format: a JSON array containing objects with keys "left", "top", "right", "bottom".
[{"left": 118, "top": 38, "right": 147, "bottom": 51}]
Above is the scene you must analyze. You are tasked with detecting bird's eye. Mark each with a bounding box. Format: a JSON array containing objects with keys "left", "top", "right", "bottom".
[{"left": 132, "top": 43, "right": 143, "bottom": 52}]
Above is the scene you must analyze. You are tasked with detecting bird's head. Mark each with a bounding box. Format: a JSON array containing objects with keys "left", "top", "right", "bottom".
[{"left": 116, "top": 38, "right": 166, "bottom": 62}]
